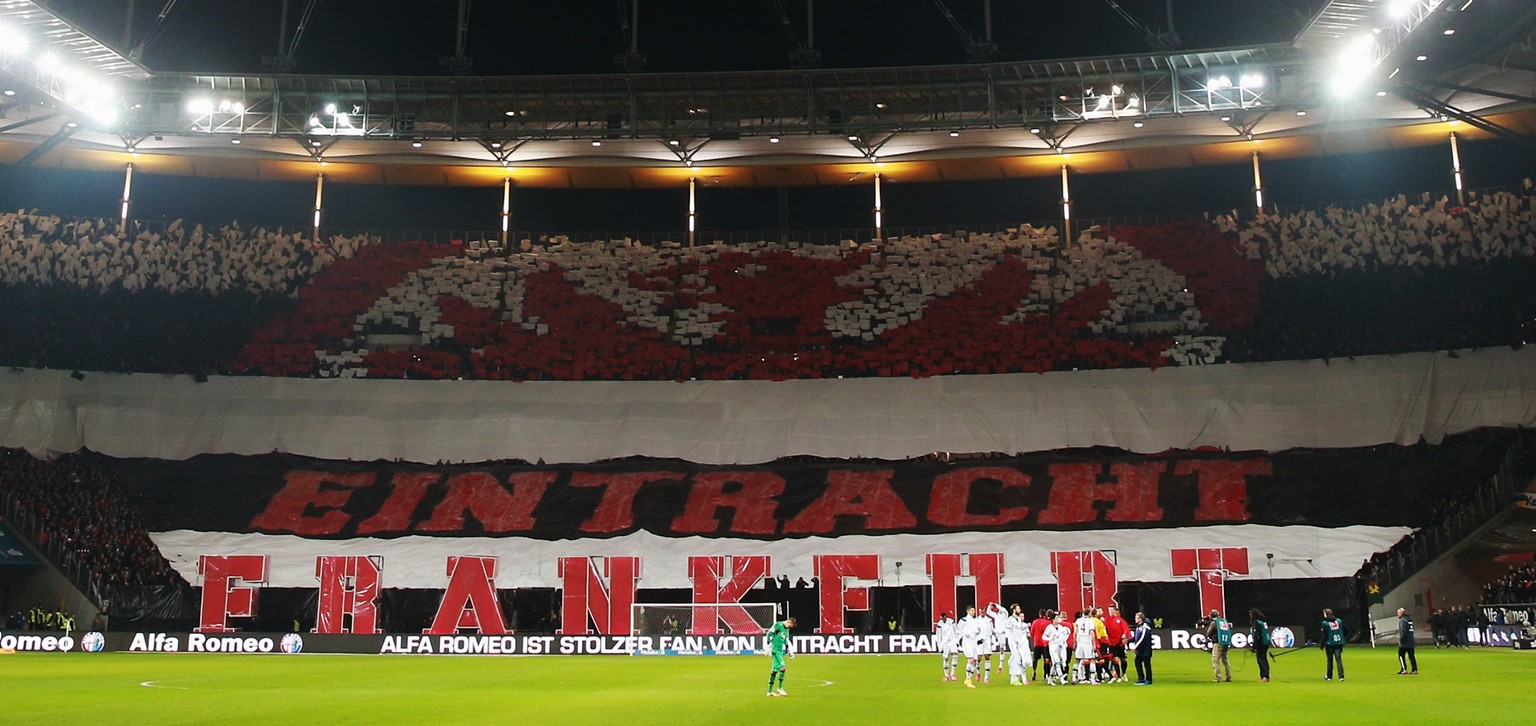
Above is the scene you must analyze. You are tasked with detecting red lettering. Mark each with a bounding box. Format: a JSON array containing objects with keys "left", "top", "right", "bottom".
[
  {"left": 426, "top": 556, "right": 507, "bottom": 634},
  {"left": 814, "top": 554, "right": 880, "bottom": 634},
  {"left": 1037, "top": 462, "right": 1164, "bottom": 525},
  {"left": 248, "top": 471, "right": 372, "bottom": 535},
  {"left": 1050, "top": 550, "right": 1117, "bottom": 616},
  {"left": 927, "top": 468, "right": 1032, "bottom": 528},
  {"left": 314, "top": 555, "right": 383, "bottom": 634},
  {"left": 571, "top": 471, "right": 681, "bottom": 533},
  {"left": 783, "top": 470, "right": 915, "bottom": 534},
  {"left": 1175, "top": 459, "right": 1266, "bottom": 521},
  {"left": 1171, "top": 547, "right": 1249, "bottom": 617},
  {"left": 558, "top": 556, "right": 641, "bottom": 635},
  {"left": 670, "top": 471, "right": 784, "bottom": 535},
  {"left": 196, "top": 555, "right": 267, "bottom": 633},
  {"left": 418, "top": 471, "right": 552, "bottom": 532},
  {"left": 356, "top": 472, "right": 439, "bottom": 535},
  {"left": 687, "top": 555, "right": 770, "bottom": 635},
  {"left": 925, "top": 554, "right": 963, "bottom": 623}
]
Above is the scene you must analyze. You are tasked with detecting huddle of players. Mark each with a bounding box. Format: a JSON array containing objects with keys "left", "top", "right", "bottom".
[{"left": 936, "top": 604, "right": 1135, "bottom": 687}]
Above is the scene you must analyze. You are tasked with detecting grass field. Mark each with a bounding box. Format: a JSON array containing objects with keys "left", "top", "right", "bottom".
[{"left": 5, "top": 646, "right": 1526, "bottom": 724}]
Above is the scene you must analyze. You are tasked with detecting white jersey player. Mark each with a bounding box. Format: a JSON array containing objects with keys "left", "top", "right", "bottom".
[
  {"left": 1043, "top": 615, "right": 1072, "bottom": 685},
  {"left": 1073, "top": 612, "right": 1100, "bottom": 684},
  {"left": 1006, "top": 610, "right": 1033, "bottom": 685},
  {"left": 958, "top": 606, "right": 989, "bottom": 688},
  {"left": 975, "top": 605, "right": 998, "bottom": 683},
  {"left": 935, "top": 612, "right": 960, "bottom": 682},
  {"left": 985, "top": 603, "right": 1010, "bottom": 679}
]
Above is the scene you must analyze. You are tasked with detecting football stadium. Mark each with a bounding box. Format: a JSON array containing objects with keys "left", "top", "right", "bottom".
[{"left": 1, "top": 0, "right": 1535, "bottom": 723}]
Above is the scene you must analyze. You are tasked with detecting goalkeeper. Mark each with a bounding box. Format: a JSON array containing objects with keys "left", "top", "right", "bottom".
[{"left": 767, "top": 616, "right": 798, "bottom": 697}]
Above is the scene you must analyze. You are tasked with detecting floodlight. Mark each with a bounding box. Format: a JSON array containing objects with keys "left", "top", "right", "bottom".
[
  {"left": 948, "top": 130, "right": 960, "bottom": 137},
  {"left": 591, "top": 140, "right": 602, "bottom": 147},
  {"left": 769, "top": 136, "right": 780, "bottom": 143},
  {"left": 1111, "top": 84, "right": 1124, "bottom": 96},
  {"left": 308, "top": 115, "right": 322, "bottom": 128},
  {"left": 187, "top": 98, "right": 214, "bottom": 115},
  {"left": 0, "top": 25, "right": 29, "bottom": 55},
  {"left": 37, "top": 53, "right": 61, "bottom": 72},
  {"left": 324, "top": 102, "right": 337, "bottom": 115},
  {"left": 1126, "top": 95, "right": 1141, "bottom": 109},
  {"left": 411, "top": 141, "right": 422, "bottom": 148},
  {"left": 1240, "top": 74, "right": 1265, "bottom": 89},
  {"left": 1133, "top": 121, "right": 1144, "bottom": 128},
  {"left": 1210, "top": 75, "right": 1232, "bottom": 89},
  {"left": 1389, "top": 0, "right": 1415, "bottom": 18},
  {"left": 1095, "top": 95, "right": 1111, "bottom": 110}
]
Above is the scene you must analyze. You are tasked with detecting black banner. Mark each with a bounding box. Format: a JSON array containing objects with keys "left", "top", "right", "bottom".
[{"left": 102, "top": 435, "right": 1510, "bottom": 541}]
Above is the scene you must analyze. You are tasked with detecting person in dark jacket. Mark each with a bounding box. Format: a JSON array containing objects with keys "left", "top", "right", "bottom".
[
  {"left": 1321, "top": 608, "right": 1347, "bottom": 681},
  {"left": 1129, "top": 611, "right": 1154, "bottom": 685},
  {"left": 1250, "top": 608, "right": 1272, "bottom": 682},
  {"left": 1396, "top": 607, "right": 1419, "bottom": 674}
]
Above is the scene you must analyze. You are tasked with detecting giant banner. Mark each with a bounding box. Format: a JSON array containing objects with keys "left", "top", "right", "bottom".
[{"left": 103, "top": 437, "right": 1506, "bottom": 591}]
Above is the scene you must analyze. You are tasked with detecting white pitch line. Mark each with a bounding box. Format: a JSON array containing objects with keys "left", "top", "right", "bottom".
[{"left": 139, "top": 680, "right": 193, "bottom": 690}]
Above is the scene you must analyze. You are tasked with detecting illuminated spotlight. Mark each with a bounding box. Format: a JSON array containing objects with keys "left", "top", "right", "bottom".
[
  {"left": 1219, "top": 115, "right": 1232, "bottom": 122},
  {"left": 1296, "top": 110, "right": 1308, "bottom": 116},
  {"left": 769, "top": 136, "right": 780, "bottom": 143},
  {"left": 0, "top": 25, "right": 29, "bottom": 54},
  {"left": 1111, "top": 84, "right": 1124, "bottom": 96},
  {"left": 847, "top": 135, "right": 859, "bottom": 141},
  {"left": 1240, "top": 74, "right": 1265, "bottom": 88},
  {"left": 1443, "top": 28, "right": 1455, "bottom": 35},
  {"left": 948, "top": 130, "right": 960, "bottom": 137},
  {"left": 65, "top": 121, "right": 77, "bottom": 128},
  {"left": 668, "top": 139, "right": 680, "bottom": 146},
  {"left": 1126, "top": 95, "right": 1141, "bottom": 109},
  {"left": 310, "top": 140, "right": 322, "bottom": 147},
  {"left": 324, "top": 102, "right": 337, "bottom": 115},
  {"left": 504, "top": 110, "right": 518, "bottom": 117},
  {"left": 874, "top": 102, "right": 887, "bottom": 109},
  {"left": 308, "top": 115, "right": 323, "bottom": 128},
  {"left": 1390, "top": 0, "right": 1415, "bottom": 18},
  {"left": 591, "top": 139, "right": 602, "bottom": 147},
  {"left": 1209, "top": 75, "right": 1233, "bottom": 89},
  {"left": 36, "top": 53, "right": 61, "bottom": 72},
  {"left": 1132, "top": 121, "right": 1144, "bottom": 128},
  {"left": 1416, "top": 55, "right": 1428, "bottom": 61},
  {"left": 186, "top": 97, "right": 214, "bottom": 115},
  {"left": 230, "top": 138, "right": 241, "bottom": 144},
  {"left": 1376, "top": 90, "right": 1388, "bottom": 96},
  {"left": 1029, "top": 127, "right": 1041, "bottom": 134},
  {"left": 2, "top": 90, "right": 13, "bottom": 96},
  {"left": 218, "top": 100, "right": 233, "bottom": 113},
  {"left": 684, "top": 160, "right": 693, "bottom": 167},
  {"left": 411, "top": 141, "right": 423, "bottom": 148},
  {"left": 1095, "top": 94, "right": 1111, "bottom": 110},
  {"left": 1331, "top": 35, "right": 1376, "bottom": 95},
  {"left": 489, "top": 142, "right": 502, "bottom": 149}
]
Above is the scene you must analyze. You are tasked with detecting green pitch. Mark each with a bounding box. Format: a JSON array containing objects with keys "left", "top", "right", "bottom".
[{"left": 5, "top": 646, "right": 1524, "bottom": 724}]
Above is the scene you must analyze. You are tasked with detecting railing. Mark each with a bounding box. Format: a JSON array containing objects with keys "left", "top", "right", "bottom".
[
  {"left": 0, "top": 490, "right": 106, "bottom": 608},
  {"left": 26, "top": 179, "right": 1533, "bottom": 257},
  {"left": 1359, "top": 435, "right": 1533, "bottom": 604}
]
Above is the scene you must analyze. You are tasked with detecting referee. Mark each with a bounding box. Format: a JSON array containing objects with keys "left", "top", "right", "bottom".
[{"left": 1396, "top": 607, "right": 1419, "bottom": 675}]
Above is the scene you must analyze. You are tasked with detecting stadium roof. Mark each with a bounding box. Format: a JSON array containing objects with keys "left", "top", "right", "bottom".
[{"left": 0, "top": 0, "right": 1533, "bottom": 188}]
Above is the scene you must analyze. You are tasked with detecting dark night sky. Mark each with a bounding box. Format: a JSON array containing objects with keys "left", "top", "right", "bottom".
[{"left": 44, "top": 0, "right": 1329, "bottom": 76}]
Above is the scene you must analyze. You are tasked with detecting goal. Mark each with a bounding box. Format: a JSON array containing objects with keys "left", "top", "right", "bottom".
[{"left": 629, "top": 602, "right": 780, "bottom": 655}]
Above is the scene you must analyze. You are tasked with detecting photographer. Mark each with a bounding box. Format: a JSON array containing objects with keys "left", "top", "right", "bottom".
[
  {"left": 1205, "top": 609, "right": 1233, "bottom": 683},
  {"left": 1250, "top": 608, "right": 1271, "bottom": 683}
]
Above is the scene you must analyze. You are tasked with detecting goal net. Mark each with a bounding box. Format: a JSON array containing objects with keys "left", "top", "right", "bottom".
[{"left": 629, "top": 602, "right": 780, "bottom": 656}]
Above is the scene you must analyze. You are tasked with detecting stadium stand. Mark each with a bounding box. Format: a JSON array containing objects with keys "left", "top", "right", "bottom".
[
  {"left": 0, "top": 188, "right": 1533, "bottom": 381},
  {"left": 0, "top": 449, "right": 186, "bottom": 596}
]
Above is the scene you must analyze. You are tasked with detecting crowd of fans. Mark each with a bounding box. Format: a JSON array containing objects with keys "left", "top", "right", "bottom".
[
  {"left": 0, "top": 449, "right": 185, "bottom": 592},
  {"left": 0, "top": 212, "right": 375, "bottom": 295},
  {"left": 0, "top": 184, "right": 1531, "bottom": 381},
  {"left": 1482, "top": 562, "right": 1536, "bottom": 605}
]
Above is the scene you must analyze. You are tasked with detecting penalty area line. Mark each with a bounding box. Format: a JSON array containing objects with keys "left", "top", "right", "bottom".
[{"left": 139, "top": 680, "right": 194, "bottom": 690}]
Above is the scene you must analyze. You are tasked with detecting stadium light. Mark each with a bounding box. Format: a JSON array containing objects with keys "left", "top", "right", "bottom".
[
  {"left": 1331, "top": 35, "right": 1377, "bottom": 95},
  {"left": 187, "top": 97, "right": 215, "bottom": 115},
  {"left": 0, "top": 24, "right": 29, "bottom": 55},
  {"left": 1209, "top": 75, "right": 1233, "bottom": 90},
  {"left": 1390, "top": 0, "right": 1415, "bottom": 18}
]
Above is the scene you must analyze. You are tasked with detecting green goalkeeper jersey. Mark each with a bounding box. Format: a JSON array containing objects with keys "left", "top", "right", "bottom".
[{"left": 768, "top": 621, "right": 792, "bottom": 654}]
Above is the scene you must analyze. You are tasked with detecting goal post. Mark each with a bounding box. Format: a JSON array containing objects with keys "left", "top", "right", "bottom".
[{"left": 629, "top": 602, "right": 780, "bottom": 655}]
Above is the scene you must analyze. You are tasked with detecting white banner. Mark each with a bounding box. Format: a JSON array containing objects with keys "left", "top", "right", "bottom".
[{"left": 2, "top": 347, "right": 1532, "bottom": 465}]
